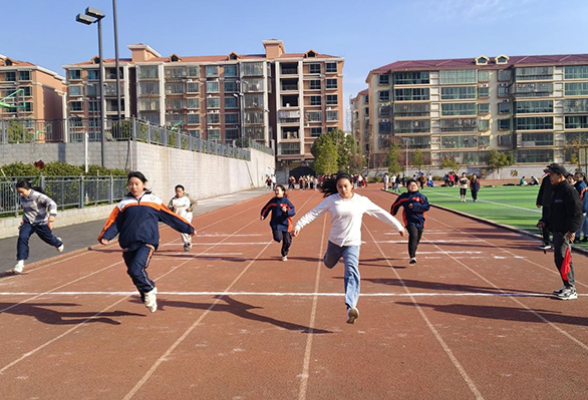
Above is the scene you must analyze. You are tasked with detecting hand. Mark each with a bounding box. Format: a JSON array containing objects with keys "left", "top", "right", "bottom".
[
  {"left": 260, "top": 216, "right": 264, "bottom": 221},
  {"left": 48, "top": 215, "right": 56, "bottom": 224},
  {"left": 536, "top": 204, "right": 541, "bottom": 208},
  {"left": 408, "top": 203, "right": 414, "bottom": 209},
  {"left": 281, "top": 206, "right": 288, "bottom": 212},
  {"left": 100, "top": 238, "right": 109, "bottom": 245},
  {"left": 566, "top": 232, "right": 575, "bottom": 242},
  {"left": 399, "top": 229, "right": 407, "bottom": 237},
  {"left": 536, "top": 221, "right": 545, "bottom": 229},
  {"left": 293, "top": 228, "right": 300, "bottom": 237},
  {"left": 191, "top": 230, "right": 197, "bottom": 237}
]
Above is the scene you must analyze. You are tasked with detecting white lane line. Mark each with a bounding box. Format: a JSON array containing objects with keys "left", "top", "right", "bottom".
[
  {"left": 373, "top": 239, "right": 483, "bottom": 244},
  {"left": 195, "top": 233, "right": 263, "bottom": 237},
  {"left": 163, "top": 242, "right": 271, "bottom": 246}
]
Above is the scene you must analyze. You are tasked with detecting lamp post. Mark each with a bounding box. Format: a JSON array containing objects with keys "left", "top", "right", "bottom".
[
  {"left": 112, "top": 0, "right": 122, "bottom": 123},
  {"left": 403, "top": 137, "right": 411, "bottom": 177},
  {"left": 76, "top": 7, "right": 106, "bottom": 168}
]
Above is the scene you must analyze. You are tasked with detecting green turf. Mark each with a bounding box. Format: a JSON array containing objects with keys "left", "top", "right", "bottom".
[{"left": 388, "top": 185, "right": 587, "bottom": 248}]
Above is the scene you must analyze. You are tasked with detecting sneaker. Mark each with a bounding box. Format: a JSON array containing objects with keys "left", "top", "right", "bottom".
[
  {"left": 282, "top": 256, "right": 288, "bottom": 262},
  {"left": 183, "top": 243, "right": 191, "bottom": 252},
  {"left": 552, "top": 285, "right": 566, "bottom": 296},
  {"left": 13, "top": 260, "right": 24, "bottom": 274},
  {"left": 144, "top": 287, "right": 158, "bottom": 312},
  {"left": 409, "top": 257, "right": 417, "bottom": 264},
  {"left": 538, "top": 244, "right": 552, "bottom": 251},
  {"left": 346, "top": 307, "right": 359, "bottom": 324},
  {"left": 556, "top": 287, "right": 578, "bottom": 301},
  {"left": 56, "top": 238, "right": 64, "bottom": 253}
]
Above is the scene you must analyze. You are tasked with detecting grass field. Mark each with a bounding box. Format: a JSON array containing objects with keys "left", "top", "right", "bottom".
[{"left": 388, "top": 184, "right": 588, "bottom": 248}]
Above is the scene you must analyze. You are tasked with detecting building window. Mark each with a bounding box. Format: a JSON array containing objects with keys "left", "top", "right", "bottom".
[
  {"left": 206, "top": 81, "right": 220, "bottom": 93},
  {"left": 395, "top": 119, "right": 430, "bottom": 133},
  {"left": 478, "top": 71, "right": 490, "bottom": 82},
  {"left": 68, "top": 69, "right": 81, "bottom": 80},
  {"left": 138, "top": 98, "right": 158, "bottom": 111},
  {"left": 441, "top": 135, "right": 479, "bottom": 149},
  {"left": 564, "top": 66, "right": 588, "bottom": 80},
  {"left": 20, "top": 87, "right": 32, "bottom": 97},
  {"left": 516, "top": 149, "right": 553, "bottom": 163},
  {"left": 564, "top": 98, "right": 588, "bottom": 113},
  {"left": 306, "top": 110, "right": 322, "bottom": 122},
  {"left": 88, "top": 69, "right": 99, "bottom": 80},
  {"left": 244, "top": 94, "right": 264, "bottom": 108},
  {"left": 498, "top": 102, "right": 510, "bottom": 114},
  {"left": 206, "top": 97, "right": 220, "bottom": 108},
  {"left": 326, "top": 110, "right": 338, "bottom": 121},
  {"left": 70, "top": 101, "right": 83, "bottom": 112},
  {"left": 188, "top": 114, "right": 200, "bottom": 125},
  {"left": 224, "top": 81, "right": 238, "bottom": 92},
  {"left": 208, "top": 129, "right": 221, "bottom": 141},
  {"left": 207, "top": 113, "right": 220, "bottom": 124},
  {"left": 565, "top": 82, "right": 588, "bottom": 96},
  {"left": 206, "top": 66, "right": 219, "bottom": 77},
  {"left": 515, "top": 100, "right": 553, "bottom": 114},
  {"left": 379, "top": 121, "right": 391, "bottom": 133},
  {"left": 394, "top": 88, "right": 430, "bottom": 101},
  {"left": 439, "top": 118, "right": 478, "bottom": 132},
  {"left": 498, "top": 85, "right": 510, "bottom": 97},
  {"left": 326, "top": 95, "right": 338, "bottom": 105},
  {"left": 498, "top": 119, "right": 511, "bottom": 130},
  {"left": 515, "top": 66, "right": 553, "bottom": 81},
  {"left": 379, "top": 91, "right": 390, "bottom": 102},
  {"left": 521, "top": 132, "right": 553, "bottom": 146},
  {"left": 18, "top": 70, "right": 31, "bottom": 81},
  {"left": 244, "top": 110, "right": 264, "bottom": 124},
  {"left": 309, "top": 63, "right": 321, "bottom": 74},
  {"left": 511, "top": 83, "right": 553, "bottom": 97},
  {"left": 498, "top": 70, "right": 512, "bottom": 82},
  {"left": 165, "top": 82, "right": 184, "bottom": 95},
  {"left": 440, "top": 86, "right": 476, "bottom": 100},
  {"left": 326, "top": 62, "right": 337, "bottom": 73},
  {"left": 311, "top": 127, "right": 322, "bottom": 137},
  {"left": 393, "top": 103, "right": 430, "bottom": 117},
  {"left": 565, "top": 116, "right": 588, "bottom": 129},
  {"left": 188, "top": 129, "right": 200, "bottom": 137},
  {"left": 187, "top": 98, "right": 200, "bottom": 109},
  {"left": 225, "top": 97, "right": 238, "bottom": 109},
  {"left": 166, "top": 98, "right": 185, "bottom": 110},
  {"left": 498, "top": 135, "right": 512, "bottom": 146},
  {"left": 69, "top": 85, "right": 83, "bottom": 97},
  {"left": 326, "top": 79, "right": 337, "bottom": 89},
  {"left": 441, "top": 102, "right": 477, "bottom": 116},
  {"left": 89, "top": 101, "right": 100, "bottom": 112},
  {"left": 310, "top": 80, "right": 321, "bottom": 90},
  {"left": 310, "top": 96, "right": 321, "bottom": 106},
  {"left": 515, "top": 116, "right": 553, "bottom": 130},
  {"left": 379, "top": 75, "right": 390, "bottom": 85},
  {"left": 478, "top": 103, "right": 490, "bottom": 114},
  {"left": 243, "top": 62, "right": 264, "bottom": 76},
  {"left": 478, "top": 87, "right": 489, "bottom": 98},
  {"left": 139, "top": 82, "right": 159, "bottom": 95},
  {"left": 187, "top": 66, "right": 200, "bottom": 77},
  {"left": 393, "top": 71, "right": 430, "bottom": 85},
  {"left": 138, "top": 66, "right": 158, "bottom": 79},
  {"left": 226, "top": 128, "right": 239, "bottom": 141},
  {"left": 186, "top": 82, "right": 199, "bottom": 93},
  {"left": 242, "top": 78, "right": 264, "bottom": 92},
  {"left": 439, "top": 70, "right": 477, "bottom": 84},
  {"left": 479, "top": 119, "right": 490, "bottom": 130},
  {"left": 224, "top": 65, "right": 238, "bottom": 77},
  {"left": 165, "top": 66, "right": 187, "bottom": 79},
  {"left": 225, "top": 113, "right": 239, "bottom": 124}
]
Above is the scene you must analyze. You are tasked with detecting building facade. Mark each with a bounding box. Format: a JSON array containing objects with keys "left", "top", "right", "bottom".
[
  {"left": 351, "top": 89, "right": 369, "bottom": 158},
  {"left": 63, "top": 40, "right": 344, "bottom": 163},
  {"left": 360, "top": 53, "right": 588, "bottom": 167}
]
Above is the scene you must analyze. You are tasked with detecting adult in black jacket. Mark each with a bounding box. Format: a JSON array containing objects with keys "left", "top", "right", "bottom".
[
  {"left": 538, "top": 164, "right": 582, "bottom": 300},
  {"left": 536, "top": 173, "right": 553, "bottom": 250}
]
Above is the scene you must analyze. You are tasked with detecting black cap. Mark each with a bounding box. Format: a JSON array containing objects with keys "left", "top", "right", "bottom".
[{"left": 543, "top": 163, "right": 568, "bottom": 176}]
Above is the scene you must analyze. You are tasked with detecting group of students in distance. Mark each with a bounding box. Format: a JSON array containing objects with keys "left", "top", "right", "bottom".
[{"left": 13, "top": 171, "right": 432, "bottom": 324}]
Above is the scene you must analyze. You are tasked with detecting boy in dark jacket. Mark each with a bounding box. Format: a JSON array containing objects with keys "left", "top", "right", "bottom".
[
  {"left": 536, "top": 173, "right": 553, "bottom": 250},
  {"left": 391, "top": 179, "right": 430, "bottom": 264},
  {"left": 260, "top": 184, "right": 296, "bottom": 261},
  {"left": 538, "top": 164, "right": 582, "bottom": 300}
]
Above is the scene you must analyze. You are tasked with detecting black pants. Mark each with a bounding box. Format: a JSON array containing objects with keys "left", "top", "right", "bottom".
[
  {"left": 123, "top": 245, "right": 156, "bottom": 296},
  {"left": 553, "top": 232, "right": 575, "bottom": 288},
  {"left": 471, "top": 190, "right": 478, "bottom": 201},
  {"left": 273, "top": 229, "right": 292, "bottom": 257},
  {"left": 541, "top": 206, "right": 551, "bottom": 245},
  {"left": 407, "top": 225, "right": 423, "bottom": 258}
]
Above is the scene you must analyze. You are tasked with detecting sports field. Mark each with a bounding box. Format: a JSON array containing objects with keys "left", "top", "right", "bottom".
[{"left": 401, "top": 185, "right": 588, "bottom": 248}]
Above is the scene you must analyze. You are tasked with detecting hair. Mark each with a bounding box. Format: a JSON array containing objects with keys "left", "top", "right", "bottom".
[
  {"left": 406, "top": 179, "right": 418, "bottom": 188},
  {"left": 321, "top": 172, "right": 353, "bottom": 197},
  {"left": 16, "top": 180, "right": 45, "bottom": 194},
  {"left": 175, "top": 184, "right": 185, "bottom": 192},
  {"left": 127, "top": 171, "right": 147, "bottom": 184}
]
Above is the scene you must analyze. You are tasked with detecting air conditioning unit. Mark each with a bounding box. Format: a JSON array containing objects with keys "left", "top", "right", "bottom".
[
  {"left": 504, "top": 99, "right": 510, "bottom": 103},
  {"left": 480, "top": 84, "right": 489, "bottom": 88}
]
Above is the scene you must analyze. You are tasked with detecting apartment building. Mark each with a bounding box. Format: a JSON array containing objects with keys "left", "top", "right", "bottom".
[
  {"left": 351, "top": 89, "right": 369, "bottom": 154},
  {"left": 63, "top": 40, "right": 344, "bottom": 163},
  {"left": 360, "top": 53, "right": 588, "bottom": 167},
  {"left": 0, "top": 53, "right": 65, "bottom": 123}
]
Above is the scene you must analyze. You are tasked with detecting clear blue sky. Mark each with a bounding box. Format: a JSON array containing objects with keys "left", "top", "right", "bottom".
[{"left": 5, "top": 0, "right": 587, "bottom": 128}]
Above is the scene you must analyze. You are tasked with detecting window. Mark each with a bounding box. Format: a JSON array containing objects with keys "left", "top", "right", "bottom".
[
  {"left": 89, "top": 101, "right": 100, "bottom": 112},
  {"left": 225, "top": 97, "right": 238, "bottom": 109},
  {"left": 138, "top": 98, "right": 158, "bottom": 111},
  {"left": 478, "top": 87, "right": 489, "bottom": 97},
  {"left": 440, "top": 86, "right": 476, "bottom": 100},
  {"left": 565, "top": 66, "right": 588, "bottom": 80},
  {"left": 393, "top": 103, "right": 430, "bottom": 117},
  {"left": 309, "top": 63, "right": 321, "bottom": 74},
  {"left": 69, "top": 86, "right": 83, "bottom": 96},
  {"left": 326, "top": 95, "right": 338, "bottom": 105},
  {"left": 206, "top": 97, "right": 220, "bottom": 108},
  {"left": 189, "top": 129, "right": 200, "bottom": 137},
  {"left": 224, "top": 81, "right": 238, "bottom": 92},
  {"left": 326, "top": 79, "right": 338, "bottom": 89},
  {"left": 206, "top": 81, "right": 219, "bottom": 93},
  {"left": 439, "top": 70, "right": 477, "bottom": 84},
  {"left": 166, "top": 98, "right": 184, "bottom": 110},
  {"left": 187, "top": 98, "right": 200, "bottom": 109},
  {"left": 242, "top": 78, "right": 264, "bottom": 92},
  {"left": 511, "top": 83, "right": 553, "bottom": 98},
  {"left": 394, "top": 120, "right": 430, "bottom": 133},
  {"left": 310, "top": 96, "right": 321, "bottom": 106},
  {"left": 225, "top": 113, "right": 239, "bottom": 124},
  {"left": 498, "top": 135, "right": 512, "bottom": 146},
  {"left": 439, "top": 118, "right": 478, "bottom": 132},
  {"left": 310, "top": 80, "right": 321, "bottom": 90},
  {"left": 515, "top": 66, "right": 553, "bottom": 81},
  {"left": 226, "top": 129, "right": 239, "bottom": 141},
  {"left": 516, "top": 149, "right": 553, "bottom": 163},
  {"left": 498, "top": 86, "right": 510, "bottom": 97},
  {"left": 441, "top": 135, "right": 479, "bottom": 149},
  {"left": 139, "top": 82, "right": 159, "bottom": 95},
  {"left": 521, "top": 132, "right": 553, "bottom": 146},
  {"left": 87, "top": 69, "right": 99, "bottom": 80},
  {"left": 479, "top": 119, "right": 490, "bottom": 130},
  {"left": 186, "top": 82, "right": 199, "bottom": 93},
  {"left": 565, "top": 116, "right": 588, "bottom": 129},
  {"left": 498, "top": 70, "right": 512, "bottom": 82},
  {"left": 187, "top": 66, "right": 200, "bottom": 77},
  {"left": 138, "top": 66, "right": 158, "bottom": 79},
  {"left": 498, "top": 102, "right": 510, "bottom": 114},
  {"left": 86, "top": 84, "right": 98, "bottom": 97},
  {"left": 565, "top": 82, "right": 588, "bottom": 96},
  {"left": 311, "top": 127, "right": 322, "bottom": 137},
  {"left": 208, "top": 129, "right": 221, "bottom": 141},
  {"left": 378, "top": 104, "right": 391, "bottom": 117},
  {"left": 478, "top": 71, "right": 490, "bottom": 82},
  {"left": 515, "top": 116, "right": 553, "bottom": 130},
  {"left": 20, "top": 87, "right": 31, "bottom": 97},
  {"left": 243, "top": 62, "right": 264, "bottom": 76},
  {"left": 394, "top": 88, "right": 430, "bottom": 101},
  {"left": 515, "top": 100, "right": 553, "bottom": 114},
  {"left": 326, "top": 63, "right": 337, "bottom": 73},
  {"left": 478, "top": 103, "right": 490, "bottom": 114},
  {"left": 441, "top": 102, "right": 477, "bottom": 116},
  {"left": 379, "top": 91, "right": 390, "bottom": 101},
  {"left": 393, "top": 71, "right": 430, "bottom": 85},
  {"left": 379, "top": 121, "right": 391, "bottom": 133},
  {"left": 206, "top": 66, "right": 219, "bottom": 77},
  {"left": 68, "top": 69, "right": 81, "bottom": 80},
  {"left": 19, "top": 70, "right": 31, "bottom": 81},
  {"left": 188, "top": 114, "right": 200, "bottom": 125},
  {"left": 379, "top": 75, "right": 390, "bottom": 85},
  {"left": 224, "top": 65, "right": 238, "bottom": 77},
  {"left": 306, "top": 111, "right": 322, "bottom": 122},
  {"left": 244, "top": 94, "right": 264, "bottom": 108},
  {"left": 326, "top": 110, "right": 338, "bottom": 121},
  {"left": 207, "top": 113, "right": 220, "bottom": 124},
  {"left": 165, "top": 82, "right": 184, "bottom": 95},
  {"left": 165, "top": 66, "right": 186, "bottom": 79},
  {"left": 564, "top": 98, "right": 588, "bottom": 113},
  {"left": 498, "top": 119, "right": 511, "bottom": 130},
  {"left": 244, "top": 111, "right": 264, "bottom": 124},
  {"left": 70, "top": 101, "right": 83, "bottom": 112}
]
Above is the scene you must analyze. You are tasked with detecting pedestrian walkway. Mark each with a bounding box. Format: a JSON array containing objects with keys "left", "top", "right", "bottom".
[{"left": 0, "top": 188, "right": 269, "bottom": 273}]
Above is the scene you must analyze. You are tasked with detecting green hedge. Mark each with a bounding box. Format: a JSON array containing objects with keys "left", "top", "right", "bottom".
[{"left": 0, "top": 162, "right": 127, "bottom": 177}]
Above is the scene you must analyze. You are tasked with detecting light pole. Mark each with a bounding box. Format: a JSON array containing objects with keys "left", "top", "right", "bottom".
[
  {"left": 76, "top": 7, "right": 106, "bottom": 167},
  {"left": 112, "top": 0, "right": 122, "bottom": 123},
  {"left": 403, "top": 137, "right": 411, "bottom": 177}
]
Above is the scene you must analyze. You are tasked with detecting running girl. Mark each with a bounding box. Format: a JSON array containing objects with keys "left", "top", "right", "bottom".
[
  {"left": 98, "top": 172, "right": 195, "bottom": 313},
  {"left": 260, "top": 184, "right": 296, "bottom": 261},
  {"left": 13, "top": 180, "right": 64, "bottom": 274},
  {"left": 168, "top": 185, "right": 197, "bottom": 251},
  {"left": 293, "top": 173, "right": 406, "bottom": 324},
  {"left": 391, "top": 179, "right": 430, "bottom": 264}
]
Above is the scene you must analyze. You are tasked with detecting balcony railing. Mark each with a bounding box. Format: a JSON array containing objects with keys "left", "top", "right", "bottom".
[
  {"left": 281, "top": 68, "right": 298, "bottom": 75},
  {"left": 281, "top": 84, "right": 299, "bottom": 91}
]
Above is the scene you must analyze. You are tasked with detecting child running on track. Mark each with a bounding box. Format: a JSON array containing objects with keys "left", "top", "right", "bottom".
[
  {"left": 390, "top": 179, "right": 430, "bottom": 264},
  {"left": 293, "top": 173, "right": 406, "bottom": 324},
  {"left": 168, "top": 185, "right": 197, "bottom": 251},
  {"left": 260, "top": 184, "right": 296, "bottom": 261},
  {"left": 13, "top": 180, "right": 64, "bottom": 274},
  {"left": 98, "top": 172, "right": 195, "bottom": 313}
]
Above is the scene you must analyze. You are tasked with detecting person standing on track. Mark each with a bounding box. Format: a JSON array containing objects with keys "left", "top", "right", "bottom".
[
  {"left": 168, "top": 185, "right": 197, "bottom": 251},
  {"left": 573, "top": 171, "right": 588, "bottom": 243},
  {"left": 293, "top": 173, "right": 406, "bottom": 324},
  {"left": 459, "top": 173, "right": 469, "bottom": 202},
  {"left": 537, "top": 164, "right": 582, "bottom": 300},
  {"left": 391, "top": 179, "right": 430, "bottom": 264},
  {"left": 536, "top": 172, "right": 553, "bottom": 250},
  {"left": 260, "top": 184, "right": 296, "bottom": 261},
  {"left": 98, "top": 172, "right": 195, "bottom": 313},
  {"left": 13, "top": 180, "right": 64, "bottom": 274},
  {"left": 470, "top": 174, "right": 480, "bottom": 202}
]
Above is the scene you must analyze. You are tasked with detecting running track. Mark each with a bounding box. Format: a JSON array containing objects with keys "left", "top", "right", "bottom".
[{"left": 1, "top": 187, "right": 587, "bottom": 399}]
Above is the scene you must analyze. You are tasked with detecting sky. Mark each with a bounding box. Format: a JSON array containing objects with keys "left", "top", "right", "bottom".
[{"left": 4, "top": 0, "right": 588, "bottom": 129}]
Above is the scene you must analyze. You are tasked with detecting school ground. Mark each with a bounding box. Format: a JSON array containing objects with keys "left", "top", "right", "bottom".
[{"left": 1, "top": 186, "right": 588, "bottom": 399}]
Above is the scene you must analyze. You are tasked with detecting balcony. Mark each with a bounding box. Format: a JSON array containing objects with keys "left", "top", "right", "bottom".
[
  {"left": 279, "top": 110, "right": 300, "bottom": 124},
  {"left": 281, "top": 84, "right": 299, "bottom": 92},
  {"left": 281, "top": 68, "right": 298, "bottom": 75},
  {"left": 278, "top": 142, "right": 301, "bottom": 156}
]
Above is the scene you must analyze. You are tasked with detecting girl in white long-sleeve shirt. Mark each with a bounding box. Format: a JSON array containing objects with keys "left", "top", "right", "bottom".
[{"left": 294, "top": 173, "right": 406, "bottom": 324}]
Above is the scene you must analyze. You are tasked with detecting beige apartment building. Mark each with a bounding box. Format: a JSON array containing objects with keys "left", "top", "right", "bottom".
[
  {"left": 356, "top": 53, "right": 588, "bottom": 167},
  {"left": 0, "top": 54, "right": 65, "bottom": 140},
  {"left": 351, "top": 88, "right": 369, "bottom": 153},
  {"left": 63, "top": 40, "right": 344, "bottom": 163}
]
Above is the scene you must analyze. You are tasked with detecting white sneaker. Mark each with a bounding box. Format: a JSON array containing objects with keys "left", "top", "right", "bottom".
[
  {"left": 13, "top": 260, "right": 25, "bottom": 274},
  {"left": 282, "top": 256, "right": 288, "bottom": 262},
  {"left": 409, "top": 257, "right": 417, "bottom": 264},
  {"left": 552, "top": 285, "right": 566, "bottom": 295},
  {"left": 556, "top": 287, "right": 578, "bottom": 301},
  {"left": 346, "top": 307, "right": 359, "bottom": 324},
  {"left": 183, "top": 243, "right": 191, "bottom": 252},
  {"left": 538, "top": 244, "right": 552, "bottom": 251},
  {"left": 144, "top": 287, "right": 158, "bottom": 313},
  {"left": 56, "top": 238, "right": 64, "bottom": 253}
]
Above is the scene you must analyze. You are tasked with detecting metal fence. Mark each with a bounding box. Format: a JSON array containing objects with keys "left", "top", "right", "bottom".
[
  {"left": 1, "top": 117, "right": 275, "bottom": 161},
  {"left": 0, "top": 175, "right": 127, "bottom": 218}
]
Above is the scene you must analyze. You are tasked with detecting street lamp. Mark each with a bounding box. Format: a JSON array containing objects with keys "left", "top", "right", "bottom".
[
  {"left": 76, "top": 7, "right": 106, "bottom": 168},
  {"left": 112, "top": 0, "right": 122, "bottom": 123},
  {"left": 402, "top": 137, "right": 412, "bottom": 177}
]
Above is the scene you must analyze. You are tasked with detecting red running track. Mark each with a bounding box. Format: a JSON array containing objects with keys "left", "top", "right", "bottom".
[{"left": 1, "top": 187, "right": 587, "bottom": 399}]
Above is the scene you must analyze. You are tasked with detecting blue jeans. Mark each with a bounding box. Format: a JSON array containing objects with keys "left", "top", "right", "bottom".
[
  {"left": 17, "top": 221, "right": 63, "bottom": 261},
  {"left": 576, "top": 214, "right": 588, "bottom": 238},
  {"left": 323, "top": 241, "right": 361, "bottom": 308}
]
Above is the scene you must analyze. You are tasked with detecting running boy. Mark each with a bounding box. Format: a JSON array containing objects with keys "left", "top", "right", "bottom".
[
  {"left": 260, "top": 184, "right": 296, "bottom": 261},
  {"left": 293, "top": 173, "right": 406, "bottom": 324},
  {"left": 13, "top": 180, "right": 64, "bottom": 274},
  {"left": 168, "top": 185, "right": 197, "bottom": 251},
  {"left": 98, "top": 172, "right": 195, "bottom": 312},
  {"left": 391, "top": 179, "right": 430, "bottom": 264}
]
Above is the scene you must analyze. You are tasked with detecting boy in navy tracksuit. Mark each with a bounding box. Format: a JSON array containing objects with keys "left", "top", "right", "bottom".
[
  {"left": 98, "top": 172, "right": 195, "bottom": 313},
  {"left": 391, "top": 179, "right": 430, "bottom": 264},
  {"left": 260, "top": 184, "right": 296, "bottom": 261}
]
